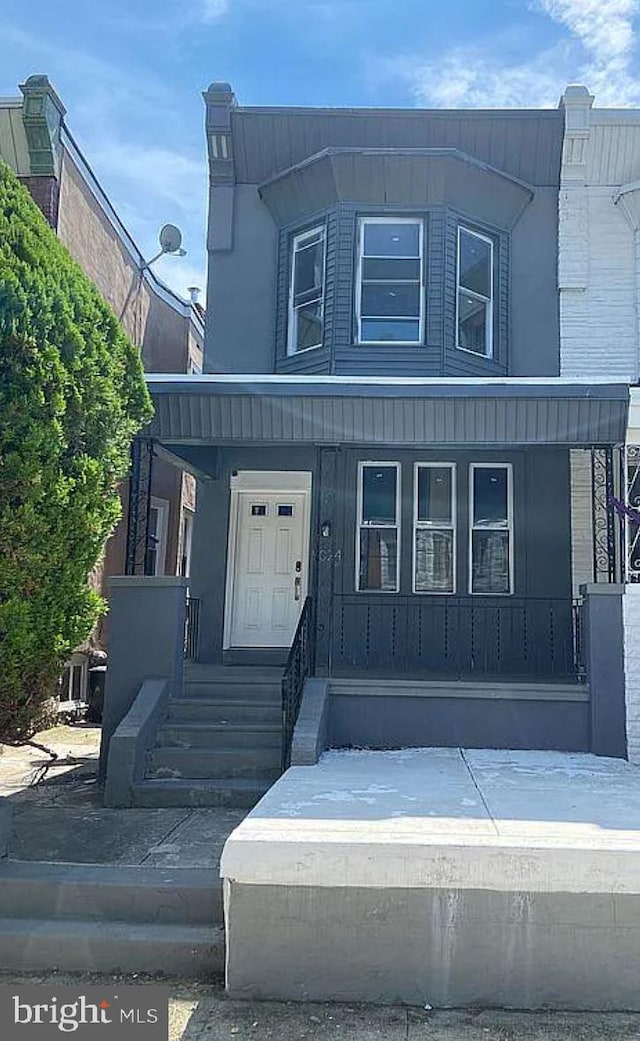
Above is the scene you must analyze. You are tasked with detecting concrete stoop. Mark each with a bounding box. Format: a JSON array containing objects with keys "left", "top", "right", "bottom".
[
  {"left": 0, "top": 861, "right": 223, "bottom": 976},
  {"left": 131, "top": 666, "right": 283, "bottom": 808}
]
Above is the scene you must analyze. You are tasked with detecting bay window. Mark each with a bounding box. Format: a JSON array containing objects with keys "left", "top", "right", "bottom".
[
  {"left": 288, "top": 225, "right": 326, "bottom": 354},
  {"left": 357, "top": 463, "right": 400, "bottom": 592},
  {"left": 356, "top": 218, "right": 424, "bottom": 344},
  {"left": 456, "top": 226, "right": 493, "bottom": 357}
]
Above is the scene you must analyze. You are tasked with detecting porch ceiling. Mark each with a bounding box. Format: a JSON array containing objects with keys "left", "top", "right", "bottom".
[{"left": 145, "top": 376, "right": 629, "bottom": 447}]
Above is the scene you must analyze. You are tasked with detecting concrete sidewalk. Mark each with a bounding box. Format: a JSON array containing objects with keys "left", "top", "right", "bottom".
[
  {"left": 1, "top": 972, "right": 639, "bottom": 1040},
  {"left": 0, "top": 724, "right": 244, "bottom": 866}
]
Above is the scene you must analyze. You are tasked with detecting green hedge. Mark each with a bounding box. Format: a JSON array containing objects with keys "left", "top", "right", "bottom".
[{"left": 0, "top": 161, "right": 152, "bottom": 742}]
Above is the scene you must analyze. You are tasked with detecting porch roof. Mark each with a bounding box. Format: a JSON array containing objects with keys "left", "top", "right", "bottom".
[{"left": 145, "top": 375, "right": 629, "bottom": 447}]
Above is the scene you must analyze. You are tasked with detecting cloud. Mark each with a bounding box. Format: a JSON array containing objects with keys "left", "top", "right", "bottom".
[
  {"left": 390, "top": 0, "right": 640, "bottom": 108},
  {"left": 200, "top": 0, "right": 229, "bottom": 21}
]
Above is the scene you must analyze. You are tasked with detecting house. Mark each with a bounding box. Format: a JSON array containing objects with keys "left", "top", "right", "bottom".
[
  {"left": 100, "top": 83, "right": 631, "bottom": 808},
  {"left": 0, "top": 75, "right": 204, "bottom": 708},
  {"left": 556, "top": 84, "right": 640, "bottom": 767}
]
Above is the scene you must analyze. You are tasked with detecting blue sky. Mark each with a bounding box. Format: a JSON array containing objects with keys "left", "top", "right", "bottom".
[{"left": 1, "top": 0, "right": 640, "bottom": 298}]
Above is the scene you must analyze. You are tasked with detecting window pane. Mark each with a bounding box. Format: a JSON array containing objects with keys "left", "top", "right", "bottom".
[
  {"left": 294, "top": 299, "right": 323, "bottom": 351},
  {"left": 361, "top": 283, "right": 420, "bottom": 318},
  {"left": 361, "top": 318, "right": 420, "bottom": 343},
  {"left": 417, "top": 467, "right": 452, "bottom": 524},
  {"left": 472, "top": 531, "right": 510, "bottom": 593},
  {"left": 458, "top": 291, "right": 488, "bottom": 355},
  {"left": 364, "top": 222, "right": 420, "bottom": 257},
  {"left": 473, "top": 468, "right": 508, "bottom": 526},
  {"left": 459, "top": 230, "right": 491, "bottom": 297},
  {"left": 294, "top": 236, "right": 324, "bottom": 299},
  {"left": 362, "top": 466, "right": 397, "bottom": 524},
  {"left": 362, "top": 257, "right": 421, "bottom": 281},
  {"left": 415, "top": 530, "right": 454, "bottom": 593},
  {"left": 359, "top": 528, "right": 398, "bottom": 591}
]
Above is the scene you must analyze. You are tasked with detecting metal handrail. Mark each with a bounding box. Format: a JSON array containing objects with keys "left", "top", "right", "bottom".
[
  {"left": 184, "top": 596, "right": 200, "bottom": 661},
  {"left": 281, "top": 597, "right": 315, "bottom": 771}
]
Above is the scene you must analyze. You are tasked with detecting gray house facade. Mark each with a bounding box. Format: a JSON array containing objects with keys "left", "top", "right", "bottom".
[{"left": 106, "top": 88, "right": 629, "bottom": 798}]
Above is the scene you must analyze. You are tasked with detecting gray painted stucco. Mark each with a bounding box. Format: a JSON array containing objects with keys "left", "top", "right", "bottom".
[
  {"left": 290, "top": 678, "right": 330, "bottom": 765},
  {"left": 104, "top": 678, "right": 172, "bottom": 808},
  {"left": 328, "top": 691, "right": 590, "bottom": 752},
  {"left": 98, "top": 577, "right": 188, "bottom": 779},
  {"left": 225, "top": 881, "right": 640, "bottom": 1008},
  {"left": 581, "top": 584, "right": 627, "bottom": 758},
  {"left": 0, "top": 800, "right": 11, "bottom": 858},
  {"left": 206, "top": 184, "right": 277, "bottom": 373}
]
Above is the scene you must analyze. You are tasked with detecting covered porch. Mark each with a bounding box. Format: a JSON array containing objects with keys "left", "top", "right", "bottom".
[{"left": 110, "top": 375, "right": 630, "bottom": 765}]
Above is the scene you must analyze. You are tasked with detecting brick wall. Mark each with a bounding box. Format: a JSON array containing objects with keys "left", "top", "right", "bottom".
[{"left": 560, "top": 188, "right": 638, "bottom": 381}]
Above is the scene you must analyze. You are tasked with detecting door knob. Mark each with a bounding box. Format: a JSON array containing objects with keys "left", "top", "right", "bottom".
[{"left": 294, "top": 576, "right": 301, "bottom": 600}]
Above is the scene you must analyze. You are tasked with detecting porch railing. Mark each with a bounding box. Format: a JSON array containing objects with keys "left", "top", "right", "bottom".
[
  {"left": 184, "top": 596, "right": 200, "bottom": 661},
  {"left": 282, "top": 596, "right": 316, "bottom": 771},
  {"left": 331, "top": 595, "right": 579, "bottom": 679}
]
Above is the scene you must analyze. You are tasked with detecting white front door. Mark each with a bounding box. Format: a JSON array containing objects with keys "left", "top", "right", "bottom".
[{"left": 229, "top": 491, "right": 309, "bottom": 647}]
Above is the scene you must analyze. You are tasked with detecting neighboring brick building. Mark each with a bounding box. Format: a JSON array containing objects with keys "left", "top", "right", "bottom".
[{"left": 0, "top": 74, "right": 203, "bottom": 707}]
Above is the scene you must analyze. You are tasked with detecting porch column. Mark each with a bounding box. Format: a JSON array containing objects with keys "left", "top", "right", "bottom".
[
  {"left": 580, "top": 583, "right": 626, "bottom": 758},
  {"left": 315, "top": 447, "right": 338, "bottom": 675},
  {"left": 98, "top": 576, "right": 188, "bottom": 779},
  {"left": 124, "top": 436, "right": 155, "bottom": 575}
]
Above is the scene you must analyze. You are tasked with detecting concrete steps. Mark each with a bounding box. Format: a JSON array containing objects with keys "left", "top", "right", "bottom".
[
  {"left": 132, "top": 778, "right": 273, "bottom": 808},
  {"left": 167, "top": 699, "right": 281, "bottom": 725},
  {"left": 147, "top": 746, "right": 281, "bottom": 780},
  {"left": 129, "top": 665, "right": 284, "bottom": 808},
  {"left": 0, "top": 861, "right": 222, "bottom": 975},
  {"left": 157, "top": 723, "right": 281, "bottom": 749}
]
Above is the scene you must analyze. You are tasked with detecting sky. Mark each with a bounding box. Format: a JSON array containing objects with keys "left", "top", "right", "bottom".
[{"left": 1, "top": 0, "right": 640, "bottom": 299}]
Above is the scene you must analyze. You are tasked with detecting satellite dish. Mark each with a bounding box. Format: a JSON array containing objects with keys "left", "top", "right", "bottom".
[{"left": 159, "top": 224, "right": 183, "bottom": 254}]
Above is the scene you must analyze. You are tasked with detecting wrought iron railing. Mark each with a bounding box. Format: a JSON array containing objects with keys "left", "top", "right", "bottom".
[
  {"left": 282, "top": 597, "right": 315, "bottom": 771},
  {"left": 184, "top": 596, "right": 200, "bottom": 661}
]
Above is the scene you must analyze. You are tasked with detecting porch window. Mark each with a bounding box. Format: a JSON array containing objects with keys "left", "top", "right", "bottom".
[
  {"left": 414, "top": 464, "right": 455, "bottom": 593},
  {"left": 456, "top": 226, "right": 493, "bottom": 358},
  {"left": 469, "top": 464, "right": 512, "bottom": 594},
  {"left": 288, "top": 225, "right": 326, "bottom": 354},
  {"left": 356, "top": 218, "right": 424, "bottom": 344},
  {"left": 357, "top": 463, "right": 400, "bottom": 592}
]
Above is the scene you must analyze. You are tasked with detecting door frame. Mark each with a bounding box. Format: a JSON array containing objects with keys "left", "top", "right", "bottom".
[{"left": 223, "top": 470, "right": 313, "bottom": 650}]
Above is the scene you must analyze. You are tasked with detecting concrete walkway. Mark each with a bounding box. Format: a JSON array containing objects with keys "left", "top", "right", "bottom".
[
  {"left": 0, "top": 724, "right": 244, "bottom": 866},
  {"left": 1, "top": 972, "right": 640, "bottom": 1040}
]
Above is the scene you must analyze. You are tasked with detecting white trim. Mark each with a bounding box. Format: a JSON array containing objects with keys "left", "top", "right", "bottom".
[
  {"left": 149, "top": 496, "right": 169, "bottom": 577},
  {"left": 355, "top": 217, "right": 425, "bottom": 347},
  {"left": 456, "top": 225, "right": 494, "bottom": 359},
  {"left": 230, "top": 471, "right": 312, "bottom": 493},
  {"left": 58, "top": 658, "right": 89, "bottom": 710},
  {"left": 287, "top": 224, "right": 326, "bottom": 356},
  {"left": 412, "top": 463, "right": 456, "bottom": 595},
  {"left": 223, "top": 471, "right": 313, "bottom": 650},
  {"left": 356, "top": 461, "right": 401, "bottom": 593},
  {"left": 468, "top": 463, "right": 514, "bottom": 596}
]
